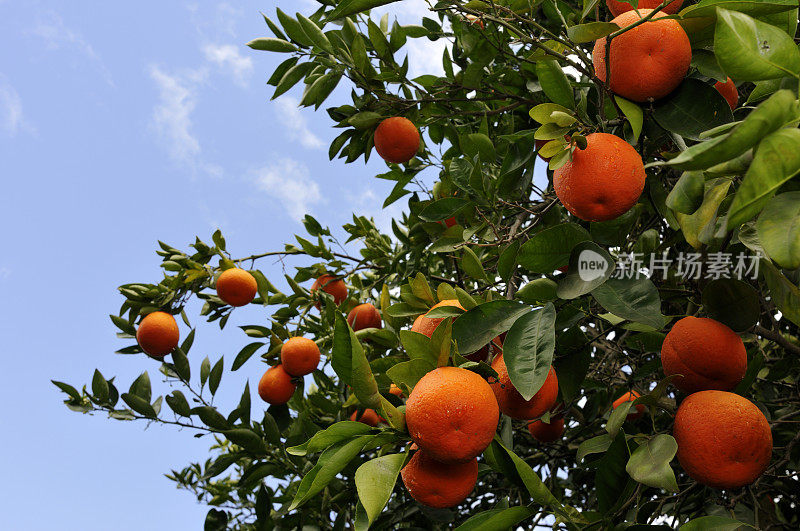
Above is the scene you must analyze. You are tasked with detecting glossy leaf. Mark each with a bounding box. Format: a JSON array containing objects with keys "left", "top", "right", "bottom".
[
  {"left": 355, "top": 453, "right": 406, "bottom": 524},
  {"left": 503, "top": 304, "right": 556, "bottom": 401},
  {"left": 518, "top": 223, "right": 591, "bottom": 274},
  {"left": 452, "top": 300, "right": 530, "bottom": 354},
  {"left": 756, "top": 192, "right": 800, "bottom": 269},
  {"left": 702, "top": 279, "right": 761, "bottom": 331},
  {"left": 625, "top": 434, "right": 679, "bottom": 492}
]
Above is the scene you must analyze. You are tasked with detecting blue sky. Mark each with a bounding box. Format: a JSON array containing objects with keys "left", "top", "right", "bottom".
[{"left": 0, "top": 2, "right": 545, "bottom": 528}]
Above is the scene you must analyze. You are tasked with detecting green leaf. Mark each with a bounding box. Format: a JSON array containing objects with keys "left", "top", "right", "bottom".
[
  {"left": 652, "top": 79, "right": 734, "bottom": 141},
  {"left": 246, "top": 37, "right": 297, "bottom": 53},
  {"left": 606, "top": 402, "right": 633, "bottom": 439},
  {"left": 328, "top": 0, "right": 402, "bottom": 20},
  {"left": 454, "top": 507, "right": 536, "bottom": 531},
  {"left": 536, "top": 59, "right": 574, "bottom": 109},
  {"left": 626, "top": 434, "right": 679, "bottom": 492},
  {"left": 614, "top": 96, "right": 643, "bottom": 144},
  {"left": 355, "top": 453, "right": 406, "bottom": 524},
  {"left": 287, "top": 421, "right": 373, "bottom": 456},
  {"left": 518, "top": 223, "right": 591, "bottom": 274},
  {"left": 121, "top": 393, "right": 157, "bottom": 418},
  {"left": 498, "top": 241, "right": 521, "bottom": 282},
  {"left": 715, "top": 8, "right": 800, "bottom": 81},
  {"left": 110, "top": 314, "right": 136, "bottom": 335},
  {"left": 676, "top": 178, "right": 732, "bottom": 248},
  {"left": 209, "top": 356, "right": 224, "bottom": 395},
  {"left": 332, "top": 314, "right": 381, "bottom": 410},
  {"left": 503, "top": 304, "right": 556, "bottom": 401},
  {"left": 494, "top": 441, "right": 563, "bottom": 510},
  {"left": 296, "top": 14, "right": 333, "bottom": 53},
  {"left": 452, "top": 300, "right": 530, "bottom": 355},
  {"left": 165, "top": 390, "right": 191, "bottom": 417},
  {"left": 668, "top": 89, "right": 799, "bottom": 171},
  {"left": 172, "top": 347, "right": 190, "bottom": 381},
  {"left": 462, "top": 246, "right": 488, "bottom": 281},
  {"left": 129, "top": 371, "right": 152, "bottom": 402},
  {"left": 91, "top": 370, "right": 109, "bottom": 402},
  {"left": 272, "top": 62, "right": 314, "bottom": 99},
  {"left": 232, "top": 342, "right": 265, "bottom": 371},
  {"left": 399, "top": 330, "right": 439, "bottom": 365},
  {"left": 52, "top": 380, "right": 81, "bottom": 401},
  {"left": 529, "top": 103, "right": 573, "bottom": 124},
  {"left": 756, "top": 192, "right": 800, "bottom": 269},
  {"left": 289, "top": 436, "right": 370, "bottom": 510},
  {"left": 566, "top": 22, "right": 619, "bottom": 43},
  {"left": 680, "top": 516, "right": 753, "bottom": 531},
  {"left": 419, "top": 197, "right": 469, "bottom": 221},
  {"left": 386, "top": 358, "right": 435, "bottom": 396},
  {"left": 193, "top": 406, "right": 230, "bottom": 430},
  {"left": 516, "top": 278, "right": 558, "bottom": 304},
  {"left": 577, "top": 433, "right": 613, "bottom": 461},
  {"left": 596, "top": 432, "right": 633, "bottom": 515},
  {"left": 666, "top": 171, "right": 705, "bottom": 214},
  {"left": 701, "top": 279, "right": 761, "bottom": 332},
  {"left": 760, "top": 259, "right": 800, "bottom": 327},
  {"left": 591, "top": 278, "right": 665, "bottom": 330},
  {"left": 728, "top": 128, "right": 800, "bottom": 229},
  {"left": 557, "top": 242, "right": 615, "bottom": 299},
  {"left": 200, "top": 356, "right": 211, "bottom": 389},
  {"left": 224, "top": 429, "right": 267, "bottom": 454}
]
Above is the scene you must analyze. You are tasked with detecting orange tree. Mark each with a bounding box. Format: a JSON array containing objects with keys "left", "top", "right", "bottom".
[{"left": 54, "top": 1, "right": 800, "bottom": 529}]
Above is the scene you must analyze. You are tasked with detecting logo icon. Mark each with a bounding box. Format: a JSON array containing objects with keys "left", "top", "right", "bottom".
[{"left": 577, "top": 249, "right": 609, "bottom": 282}]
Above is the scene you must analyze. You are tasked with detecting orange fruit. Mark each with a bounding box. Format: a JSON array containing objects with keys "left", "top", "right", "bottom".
[
  {"left": 350, "top": 408, "right": 384, "bottom": 426},
  {"left": 443, "top": 216, "right": 457, "bottom": 228},
  {"left": 527, "top": 416, "right": 565, "bottom": 443},
  {"left": 216, "top": 268, "right": 258, "bottom": 307},
  {"left": 401, "top": 449, "right": 478, "bottom": 508},
  {"left": 613, "top": 390, "right": 646, "bottom": 420},
  {"left": 280, "top": 336, "right": 321, "bottom": 377},
  {"left": 405, "top": 366, "right": 499, "bottom": 463},
  {"left": 661, "top": 316, "right": 747, "bottom": 394},
  {"left": 553, "top": 132, "right": 645, "bottom": 222},
  {"left": 389, "top": 384, "right": 404, "bottom": 398},
  {"left": 310, "top": 274, "right": 348, "bottom": 307},
  {"left": 258, "top": 365, "right": 296, "bottom": 405},
  {"left": 136, "top": 311, "right": 179, "bottom": 358},
  {"left": 714, "top": 77, "right": 738, "bottom": 110},
  {"left": 373, "top": 117, "right": 420, "bottom": 164},
  {"left": 346, "top": 303, "right": 383, "bottom": 331},
  {"left": 607, "top": 0, "right": 683, "bottom": 17},
  {"left": 490, "top": 354, "right": 559, "bottom": 420},
  {"left": 674, "top": 390, "right": 772, "bottom": 488},
  {"left": 593, "top": 10, "right": 691, "bottom": 102},
  {"left": 466, "top": 14, "right": 485, "bottom": 30}
]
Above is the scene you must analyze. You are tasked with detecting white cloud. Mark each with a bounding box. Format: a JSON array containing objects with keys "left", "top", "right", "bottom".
[
  {"left": 148, "top": 65, "right": 222, "bottom": 177},
  {"left": 274, "top": 97, "right": 325, "bottom": 150},
  {"left": 31, "top": 11, "right": 114, "bottom": 85},
  {"left": 202, "top": 44, "right": 253, "bottom": 87},
  {"left": 253, "top": 159, "right": 323, "bottom": 220},
  {"left": 0, "top": 78, "right": 28, "bottom": 136}
]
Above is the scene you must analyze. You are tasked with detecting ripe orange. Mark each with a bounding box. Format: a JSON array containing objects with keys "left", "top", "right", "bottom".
[
  {"left": 553, "top": 132, "right": 645, "bottom": 222},
  {"left": 350, "top": 408, "right": 384, "bottom": 426},
  {"left": 613, "top": 390, "right": 646, "bottom": 420},
  {"left": 607, "top": 0, "right": 683, "bottom": 17},
  {"left": 661, "top": 316, "right": 747, "bottom": 393},
  {"left": 674, "top": 390, "right": 772, "bottom": 488},
  {"left": 490, "top": 354, "right": 558, "bottom": 420},
  {"left": 405, "top": 366, "right": 499, "bottom": 463},
  {"left": 373, "top": 117, "right": 420, "bottom": 164},
  {"left": 136, "top": 311, "right": 179, "bottom": 358},
  {"left": 258, "top": 365, "right": 296, "bottom": 405},
  {"left": 346, "top": 302, "right": 383, "bottom": 331},
  {"left": 714, "top": 77, "right": 738, "bottom": 110},
  {"left": 401, "top": 449, "right": 478, "bottom": 508},
  {"left": 216, "top": 268, "right": 258, "bottom": 307},
  {"left": 593, "top": 10, "right": 691, "bottom": 102},
  {"left": 389, "top": 383, "right": 404, "bottom": 398},
  {"left": 310, "top": 274, "right": 348, "bottom": 307},
  {"left": 443, "top": 216, "right": 457, "bottom": 228},
  {"left": 528, "top": 416, "right": 565, "bottom": 443},
  {"left": 280, "top": 336, "right": 321, "bottom": 377}
]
